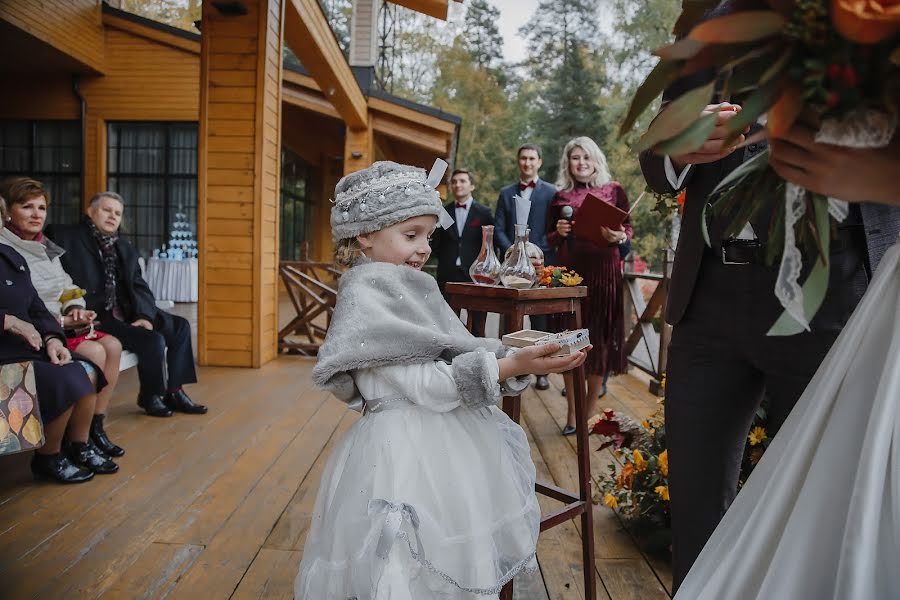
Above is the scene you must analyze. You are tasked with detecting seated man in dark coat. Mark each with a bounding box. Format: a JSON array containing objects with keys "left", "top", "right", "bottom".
[{"left": 47, "top": 192, "right": 206, "bottom": 417}]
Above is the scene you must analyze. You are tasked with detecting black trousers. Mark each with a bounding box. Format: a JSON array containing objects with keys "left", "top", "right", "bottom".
[
  {"left": 666, "top": 230, "right": 869, "bottom": 592},
  {"left": 439, "top": 267, "right": 487, "bottom": 335},
  {"left": 100, "top": 311, "right": 198, "bottom": 397}
]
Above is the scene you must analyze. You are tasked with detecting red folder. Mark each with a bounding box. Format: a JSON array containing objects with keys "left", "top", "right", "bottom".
[{"left": 572, "top": 192, "right": 628, "bottom": 247}]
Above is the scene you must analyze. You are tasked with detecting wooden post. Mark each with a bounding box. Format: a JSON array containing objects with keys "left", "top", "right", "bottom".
[
  {"left": 198, "top": 0, "right": 283, "bottom": 367},
  {"left": 344, "top": 119, "right": 374, "bottom": 175}
]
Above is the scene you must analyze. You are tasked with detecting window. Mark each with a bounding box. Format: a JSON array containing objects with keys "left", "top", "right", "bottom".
[
  {"left": 280, "top": 148, "right": 313, "bottom": 261},
  {"left": 0, "top": 120, "right": 82, "bottom": 226},
  {"left": 107, "top": 122, "right": 197, "bottom": 259}
]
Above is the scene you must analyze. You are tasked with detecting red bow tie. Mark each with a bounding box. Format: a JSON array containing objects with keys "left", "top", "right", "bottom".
[
  {"left": 455, "top": 202, "right": 468, "bottom": 209},
  {"left": 519, "top": 181, "right": 536, "bottom": 191}
]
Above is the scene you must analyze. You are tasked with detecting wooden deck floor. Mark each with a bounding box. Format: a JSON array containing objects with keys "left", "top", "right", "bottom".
[{"left": 0, "top": 343, "right": 672, "bottom": 599}]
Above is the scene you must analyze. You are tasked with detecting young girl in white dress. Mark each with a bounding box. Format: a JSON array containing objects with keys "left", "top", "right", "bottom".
[{"left": 294, "top": 160, "right": 589, "bottom": 599}]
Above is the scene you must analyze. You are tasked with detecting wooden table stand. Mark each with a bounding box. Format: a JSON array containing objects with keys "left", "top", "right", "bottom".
[{"left": 445, "top": 283, "right": 596, "bottom": 600}]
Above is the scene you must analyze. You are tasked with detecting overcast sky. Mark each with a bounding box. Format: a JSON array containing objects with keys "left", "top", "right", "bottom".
[{"left": 489, "top": 0, "right": 541, "bottom": 64}]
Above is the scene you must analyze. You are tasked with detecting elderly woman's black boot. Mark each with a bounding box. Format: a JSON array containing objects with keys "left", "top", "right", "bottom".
[
  {"left": 90, "top": 414, "right": 125, "bottom": 457},
  {"left": 68, "top": 440, "right": 119, "bottom": 474},
  {"left": 31, "top": 452, "right": 94, "bottom": 484}
]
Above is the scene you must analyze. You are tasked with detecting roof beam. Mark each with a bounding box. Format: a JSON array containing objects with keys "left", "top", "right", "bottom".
[
  {"left": 284, "top": 0, "right": 368, "bottom": 129},
  {"left": 387, "top": 0, "right": 463, "bottom": 20}
]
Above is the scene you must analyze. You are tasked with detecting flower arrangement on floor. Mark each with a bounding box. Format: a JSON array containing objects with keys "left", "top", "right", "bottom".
[
  {"left": 594, "top": 408, "right": 672, "bottom": 553},
  {"left": 538, "top": 266, "right": 584, "bottom": 287},
  {"left": 621, "top": 0, "right": 900, "bottom": 335},
  {"left": 594, "top": 397, "right": 779, "bottom": 553}
]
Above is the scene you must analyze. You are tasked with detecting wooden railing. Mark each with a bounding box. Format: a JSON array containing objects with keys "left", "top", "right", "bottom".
[
  {"left": 622, "top": 254, "right": 673, "bottom": 396},
  {"left": 278, "top": 259, "right": 343, "bottom": 356}
]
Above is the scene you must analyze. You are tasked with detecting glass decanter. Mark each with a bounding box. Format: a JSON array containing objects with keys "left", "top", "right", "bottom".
[
  {"left": 500, "top": 223, "right": 537, "bottom": 289},
  {"left": 504, "top": 227, "right": 544, "bottom": 272},
  {"left": 469, "top": 225, "right": 502, "bottom": 285}
]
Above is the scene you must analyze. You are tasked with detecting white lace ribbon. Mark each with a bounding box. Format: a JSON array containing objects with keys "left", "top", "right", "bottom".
[{"left": 771, "top": 109, "right": 897, "bottom": 333}]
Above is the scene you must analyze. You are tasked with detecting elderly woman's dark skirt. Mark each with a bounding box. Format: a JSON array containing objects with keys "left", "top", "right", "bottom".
[{"left": 31, "top": 361, "right": 98, "bottom": 424}]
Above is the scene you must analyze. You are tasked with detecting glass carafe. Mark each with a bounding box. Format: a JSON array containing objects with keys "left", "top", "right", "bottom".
[
  {"left": 469, "top": 225, "right": 502, "bottom": 285},
  {"left": 500, "top": 223, "right": 537, "bottom": 289},
  {"left": 504, "top": 227, "right": 544, "bottom": 272}
]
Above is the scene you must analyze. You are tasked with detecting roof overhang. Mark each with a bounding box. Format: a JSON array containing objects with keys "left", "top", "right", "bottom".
[{"left": 388, "top": 0, "right": 464, "bottom": 20}]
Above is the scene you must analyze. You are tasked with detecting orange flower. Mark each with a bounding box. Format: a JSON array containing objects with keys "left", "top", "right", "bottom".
[
  {"left": 603, "top": 493, "right": 619, "bottom": 510},
  {"left": 658, "top": 449, "right": 669, "bottom": 477},
  {"left": 832, "top": 0, "right": 900, "bottom": 43},
  {"left": 616, "top": 462, "right": 636, "bottom": 489},
  {"left": 633, "top": 449, "right": 647, "bottom": 471}
]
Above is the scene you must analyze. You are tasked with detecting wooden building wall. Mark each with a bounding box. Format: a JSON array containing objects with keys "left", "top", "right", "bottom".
[
  {"left": 0, "top": 0, "right": 105, "bottom": 74},
  {"left": 0, "top": 18, "right": 200, "bottom": 203},
  {"left": 198, "top": 0, "right": 283, "bottom": 368}
]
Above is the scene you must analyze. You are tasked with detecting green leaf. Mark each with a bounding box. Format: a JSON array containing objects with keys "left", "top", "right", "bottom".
[
  {"left": 688, "top": 11, "right": 786, "bottom": 44},
  {"left": 767, "top": 196, "right": 832, "bottom": 336},
  {"left": 721, "top": 78, "right": 783, "bottom": 145},
  {"left": 619, "top": 59, "right": 684, "bottom": 137},
  {"left": 711, "top": 146, "right": 770, "bottom": 196},
  {"left": 652, "top": 111, "right": 719, "bottom": 155},
  {"left": 654, "top": 38, "right": 706, "bottom": 61},
  {"left": 636, "top": 81, "right": 715, "bottom": 151}
]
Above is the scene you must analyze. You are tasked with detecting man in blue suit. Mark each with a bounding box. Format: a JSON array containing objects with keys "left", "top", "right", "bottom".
[{"left": 494, "top": 143, "right": 557, "bottom": 389}]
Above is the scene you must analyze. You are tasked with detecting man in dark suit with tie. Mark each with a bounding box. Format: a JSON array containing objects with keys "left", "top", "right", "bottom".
[
  {"left": 640, "top": 2, "right": 900, "bottom": 590},
  {"left": 494, "top": 144, "right": 557, "bottom": 389},
  {"left": 430, "top": 168, "right": 494, "bottom": 334}
]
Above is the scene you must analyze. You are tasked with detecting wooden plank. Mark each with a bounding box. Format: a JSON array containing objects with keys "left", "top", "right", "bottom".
[
  {"left": 205, "top": 300, "right": 252, "bottom": 318},
  {"left": 205, "top": 349, "right": 252, "bottom": 366},
  {"left": 208, "top": 168, "right": 254, "bottom": 187},
  {"left": 209, "top": 119, "right": 255, "bottom": 137},
  {"left": 167, "top": 399, "right": 353, "bottom": 597},
  {"left": 231, "top": 547, "right": 301, "bottom": 600},
  {"left": 520, "top": 420, "right": 609, "bottom": 600},
  {"left": 2, "top": 361, "right": 311, "bottom": 597},
  {"left": 206, "top": 218, "right": 253, "bottom": 237},
  {"left": 99, "top": 543, "right": 204, "bottom": 600},
  {"left": 264, "top": 407, "right": 357, "bottom": 551},
  {"left": 205, "top": 317, "right": 253, "bottom": 335},
  {"left": 207, "top": 333, "right": 253, "bottom": 351}
]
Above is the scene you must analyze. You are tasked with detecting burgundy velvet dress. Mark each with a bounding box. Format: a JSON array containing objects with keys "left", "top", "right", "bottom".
[{"left": 546, "top": 182, "right": 632, "bottom": 376}]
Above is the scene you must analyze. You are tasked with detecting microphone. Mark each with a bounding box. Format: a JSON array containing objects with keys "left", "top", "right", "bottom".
[{"left": 560, "top": 205, "right": 574, "bottom": 253}]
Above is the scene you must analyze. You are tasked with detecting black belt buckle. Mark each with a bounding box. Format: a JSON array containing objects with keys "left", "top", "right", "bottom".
[{"left": 721, "top": 238, "right": 760, "bottom": 265}]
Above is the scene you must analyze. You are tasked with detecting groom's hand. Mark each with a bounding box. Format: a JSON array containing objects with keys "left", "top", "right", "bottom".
[{"left": 669, "top": 103, "right": 747, "bottom": 171}]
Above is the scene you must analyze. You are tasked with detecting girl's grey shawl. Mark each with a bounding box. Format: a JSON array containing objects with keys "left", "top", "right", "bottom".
[{"left": 314, "top": 261, "right": 514, "bottom": 409}]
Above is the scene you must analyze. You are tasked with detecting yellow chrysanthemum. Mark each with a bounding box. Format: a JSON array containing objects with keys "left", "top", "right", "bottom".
[
  {"left": 658, "top": 449, "right": 669, "bottom": 477},
  {"left": 641, "top": 419, "right": 651, "bottom": 429},
  {"left": 633, "top": 449, "right": 647, "bottom": 471},
  {"left": 603, "top": 493, "right": 618, "bottom": 510},
  {"left": 655, "top": 485, "right": 670, "bottom": 501},
  {"left": 748, "top": 426, "right": 768, "bottom": 447}
]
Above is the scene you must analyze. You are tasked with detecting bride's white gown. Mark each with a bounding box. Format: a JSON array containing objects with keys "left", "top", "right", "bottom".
[{"left": 676, "top": 239, "right": 900, "bottom": 599}]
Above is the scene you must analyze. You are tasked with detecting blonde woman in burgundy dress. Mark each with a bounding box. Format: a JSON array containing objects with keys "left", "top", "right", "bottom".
[{"left": 546, "top": 136, "right": 632, "bottom": 434}]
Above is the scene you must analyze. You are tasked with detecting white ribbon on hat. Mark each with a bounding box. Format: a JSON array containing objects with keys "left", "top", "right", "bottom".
[{"left": 427, "top": 158, "right": 455, "bottom": 230}]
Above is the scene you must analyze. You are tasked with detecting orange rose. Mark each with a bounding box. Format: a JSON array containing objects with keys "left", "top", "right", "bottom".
[{"left": 832, "top": 0, "right": 900, "bottom": 43}]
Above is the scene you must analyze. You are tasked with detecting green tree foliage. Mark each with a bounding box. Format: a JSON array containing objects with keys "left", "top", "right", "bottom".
[{"left": 118, "top": 0, "right": 200, "bottom": 32}]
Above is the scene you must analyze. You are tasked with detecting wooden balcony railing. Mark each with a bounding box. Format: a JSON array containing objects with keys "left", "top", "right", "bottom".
[{"left": 622, "top": 253, "right": 673, "bottom": 396}]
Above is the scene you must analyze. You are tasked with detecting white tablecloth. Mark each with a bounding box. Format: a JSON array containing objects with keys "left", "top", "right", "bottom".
[{"left": 146, "top": 258, "right": 198, "bottom": 302}]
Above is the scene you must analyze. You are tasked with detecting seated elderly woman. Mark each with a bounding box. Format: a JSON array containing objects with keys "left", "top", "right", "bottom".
[
  {"left": 0, "top": 177, "right": 124, "bottom": 457},
  {"left": 0, "top": 199, "right": 118, "bottom": 483}
]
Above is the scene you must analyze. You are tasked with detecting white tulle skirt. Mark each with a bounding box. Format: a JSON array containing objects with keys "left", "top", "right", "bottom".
[
  {"left": 294, "top": 403, "right": 540, "bottom": 599},
  {"left": 676, "top": 240, "right": 900, "bottom": 599}
]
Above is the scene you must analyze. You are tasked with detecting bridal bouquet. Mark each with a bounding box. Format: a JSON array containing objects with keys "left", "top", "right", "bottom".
[{"left": 622, "top": 0, "right": 899, "bottom": 335}]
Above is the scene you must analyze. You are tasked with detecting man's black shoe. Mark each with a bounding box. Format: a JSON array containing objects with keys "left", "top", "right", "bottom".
[
  {"left": 138, "top": 394, "right": 173, "bottom": 417},
  {"left": 164, "top": 389, "right": 208, "bottom": 415}
]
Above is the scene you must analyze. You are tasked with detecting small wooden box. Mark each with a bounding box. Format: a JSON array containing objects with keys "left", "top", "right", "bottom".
[{"left": 501, "top": 329, "right": 591, "bottom": 357}]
